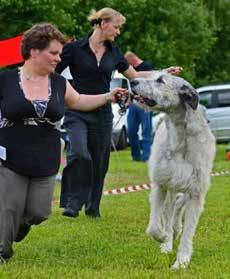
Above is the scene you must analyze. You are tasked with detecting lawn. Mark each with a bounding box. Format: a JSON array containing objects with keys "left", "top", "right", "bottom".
[{"left": 0, "top": 145, "right": 229, "bottom": 278}]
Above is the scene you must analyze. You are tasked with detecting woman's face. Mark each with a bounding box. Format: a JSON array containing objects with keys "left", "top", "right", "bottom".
[
  {"left": 31, "top": 39, "right": 63, "bottom": 74},
  {"left": 101, "top": 16, "right": 122, "bottom": 41}
]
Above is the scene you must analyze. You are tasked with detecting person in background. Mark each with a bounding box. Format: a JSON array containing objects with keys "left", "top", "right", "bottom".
[
  {"left": 125, "top": 51, "right": 154, "bottom": 162},
  {"left": 0, "top": 22, "right": 127, "bottom": 263},
  {"left": 56, "top": 7, "right": 182, "bottom": 219}
]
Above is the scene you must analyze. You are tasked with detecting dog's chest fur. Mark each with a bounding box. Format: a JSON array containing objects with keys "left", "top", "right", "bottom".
[{"left": 148, "top": 105, "right": 216, "bottom": 192}]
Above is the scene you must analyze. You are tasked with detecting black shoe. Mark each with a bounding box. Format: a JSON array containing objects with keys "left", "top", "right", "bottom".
[
  {"left": 15, "top": 223, "right": 31, "bottom": 242},
  {"left": 85, "top": 209, "right": 101, "bottom": 218},
  {"left": 0, "top": 254, "right": 7, "bottom": 264},
  {"left": 132, "top": 158, "right": 141, "bottom": 162},
  {"left": 0, "top": 244, "right": 12, "bottom": 263},
  {"left": 62, "top": 207, "right": 79, "bottom": 218}
]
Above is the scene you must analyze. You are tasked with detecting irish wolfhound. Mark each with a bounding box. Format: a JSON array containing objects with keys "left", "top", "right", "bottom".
[{"left": 130, "top": 71, "right": 216, "bottom": 269}]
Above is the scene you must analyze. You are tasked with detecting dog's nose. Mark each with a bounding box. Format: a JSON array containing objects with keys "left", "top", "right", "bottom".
[{"left": 130, "top": 80, "right": 139, "bottom": 87}]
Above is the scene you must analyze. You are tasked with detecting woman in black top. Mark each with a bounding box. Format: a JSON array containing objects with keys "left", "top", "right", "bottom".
[
  {"left": 0, "top": 23, "right": 126, "bottom": 263},
  {"left": 56, "top": 7, "right": 182, "bottom": 218}
]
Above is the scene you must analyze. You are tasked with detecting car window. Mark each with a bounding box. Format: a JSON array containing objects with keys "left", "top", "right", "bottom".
[
  {"left": 110, "top": 78, "right": 122, "bottom": 90},
  {"left": 121, "top": 79, "right": 129, "bottom": 89},
  {"left": 216, "top": 90, "right": 230, "bottom": 107},
  {"left": 199, "top": 91, "right": 212, "bottom": 108}
]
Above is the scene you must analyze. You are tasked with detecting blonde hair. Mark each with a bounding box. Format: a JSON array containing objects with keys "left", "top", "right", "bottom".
[{"left": 88, "top": 7, "right": 126, "bottom": 26}]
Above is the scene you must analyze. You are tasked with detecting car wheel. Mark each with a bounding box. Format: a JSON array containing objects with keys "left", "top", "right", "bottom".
[{"left": 116, "top": 127, "right": 127, "bottom": 150}]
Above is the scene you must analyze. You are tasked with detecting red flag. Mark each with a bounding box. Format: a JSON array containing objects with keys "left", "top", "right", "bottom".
[{"left": 0, "top": 35, "right": 24, "bottom": 67}]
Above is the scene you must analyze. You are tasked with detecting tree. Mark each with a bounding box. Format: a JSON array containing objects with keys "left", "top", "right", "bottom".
[
  {"left": 0, "top": 0, "right": 76, "bottom": 38},
  {"left": 197, "top": 0, "right": 230, "bottom": 84},
  {"left": 1, "top": 0, "right": 228, "bottom": 85}
]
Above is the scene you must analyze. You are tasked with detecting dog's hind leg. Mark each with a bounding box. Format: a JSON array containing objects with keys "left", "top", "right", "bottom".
[
  {"left": 146, "top": 184, "right": 167, "bottom": 242},
  {"left": 172, "top": 193, "right": 205, "bottom": 269}
]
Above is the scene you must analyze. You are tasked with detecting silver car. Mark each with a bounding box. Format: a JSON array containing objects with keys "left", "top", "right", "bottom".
[
  {"left": 198, "top": 84, "right": 230, "bottom": 142},
  {"left": 110, "top": 71, "right": 130, "bottom": 150}
]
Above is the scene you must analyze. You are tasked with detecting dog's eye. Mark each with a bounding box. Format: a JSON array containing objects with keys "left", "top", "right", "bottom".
[{"left": 156, "top": 76, "right": 165, "bottom": 84}]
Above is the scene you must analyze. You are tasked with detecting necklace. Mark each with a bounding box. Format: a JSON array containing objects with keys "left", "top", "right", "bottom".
[
  {"left": 89, "top": 38, "right": 105, "bottom": 54},
  {"left": 88, "top": 39, "right": 105, "bottom": 67},
  {"left": 20, "top": 67, "right": 48, "bottom": 82}
]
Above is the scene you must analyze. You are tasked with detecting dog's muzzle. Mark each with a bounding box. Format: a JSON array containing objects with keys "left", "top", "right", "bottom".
[{"left": 130, "top": 80, "right": 157, "bottom": 107}]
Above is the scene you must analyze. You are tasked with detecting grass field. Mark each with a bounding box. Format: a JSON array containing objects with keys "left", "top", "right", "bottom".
[{"left": 0, "top": 145, "right": 229, "bottom": 278}]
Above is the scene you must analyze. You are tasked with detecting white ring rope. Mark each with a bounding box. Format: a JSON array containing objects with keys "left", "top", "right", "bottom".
[
  {"left": 103, "top": 169, "right": 230, "bottom": 196},
  {"left": 56, "top": 169, "right": 230, "bottom": 196}
]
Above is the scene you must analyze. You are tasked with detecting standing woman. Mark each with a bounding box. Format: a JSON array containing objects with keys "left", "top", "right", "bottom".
[
  {"left": 56, "top": 8, "right": 131, "bottom": 218},
  {"left": 56, "top": 7, "right": 182, "bottom": 218},
  {"left": 0, "top": 22, "right": 126, "bottom": 263}
]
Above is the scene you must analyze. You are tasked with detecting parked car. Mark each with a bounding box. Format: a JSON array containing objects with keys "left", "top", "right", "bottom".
[
  {"left": 197, "top": 83, "right": 230, "bottom": 142},
  {"left": 109, "top": 71, "right": 130, "bottom": 150}
]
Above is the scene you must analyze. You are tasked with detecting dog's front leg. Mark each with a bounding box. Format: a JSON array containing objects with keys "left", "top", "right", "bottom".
[
  {"left": 172, "top": 193, "right": 187, "bottom": 240},
  {"left": 172, "top": 193, "right": 205, "bottom": 269},
  {"left": 146, "top": 184, "right": 167, "bottom": 242},
  {"left": 160, "top": 190, "right": 176, "bottom": 253}
]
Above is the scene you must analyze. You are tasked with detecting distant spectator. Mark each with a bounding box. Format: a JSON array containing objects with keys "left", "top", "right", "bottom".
[{"left": 125, "top": 51, "right": 154, "bottom": 162}]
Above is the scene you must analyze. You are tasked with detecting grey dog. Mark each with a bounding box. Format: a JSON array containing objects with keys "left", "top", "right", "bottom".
[{"left": 130, "top": 71, "right": 216, "bottom": 269}]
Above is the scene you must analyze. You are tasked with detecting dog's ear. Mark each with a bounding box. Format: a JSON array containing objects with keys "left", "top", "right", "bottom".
[{"left": 179, "top": 84, "right": 199, "bottom": 110}]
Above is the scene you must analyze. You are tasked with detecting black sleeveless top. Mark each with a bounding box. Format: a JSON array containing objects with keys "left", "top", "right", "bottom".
[{"left": 0, "top": 68, "right": 66, "bottom": 177}]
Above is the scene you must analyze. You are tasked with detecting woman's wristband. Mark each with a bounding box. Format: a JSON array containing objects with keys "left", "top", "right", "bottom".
[{"left": 104, "top": 92, "right": 112, "bottom": 104}]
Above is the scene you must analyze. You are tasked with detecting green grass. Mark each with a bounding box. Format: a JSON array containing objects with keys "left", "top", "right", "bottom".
[{"left": 0, "top": 145, "right": 230, "bottom": 278}]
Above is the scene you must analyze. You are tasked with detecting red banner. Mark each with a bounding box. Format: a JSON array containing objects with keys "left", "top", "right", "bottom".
[{"left": 0, "top": 35, "right": 24, "bottom": 67}]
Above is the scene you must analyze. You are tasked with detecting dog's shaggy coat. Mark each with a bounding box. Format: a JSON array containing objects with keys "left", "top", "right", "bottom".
[{"left": 130, "top": 72, "right": 216, "bottom": 269}]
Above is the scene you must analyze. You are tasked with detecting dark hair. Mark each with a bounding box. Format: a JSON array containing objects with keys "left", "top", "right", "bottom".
[{"left": 21, "top": 23, "right": 66, "bottom": 60}]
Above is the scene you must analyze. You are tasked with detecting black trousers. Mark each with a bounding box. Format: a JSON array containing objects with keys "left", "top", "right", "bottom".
[{"left": 60, "top": 109, "right": 112, "bottom": 213}]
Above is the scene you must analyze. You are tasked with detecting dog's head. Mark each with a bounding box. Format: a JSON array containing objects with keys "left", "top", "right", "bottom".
[{"left": 130, "top": 71, "right": 199, "bottom": 113}]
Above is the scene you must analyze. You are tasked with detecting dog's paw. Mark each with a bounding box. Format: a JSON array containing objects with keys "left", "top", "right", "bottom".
[
  {"left": 171, "top": 254, "right": 190, "bottom": 270},
  {"left": 146, "top": 225, "right": 166, "bottom": 242},
  {"left": 160, "top": 241, "right": 173, "bottom": 254}
]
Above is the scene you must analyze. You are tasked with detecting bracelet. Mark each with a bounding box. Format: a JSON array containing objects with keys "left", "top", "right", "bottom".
[{"left": 104, "top": 92, "right": 112, "bottom": 104}]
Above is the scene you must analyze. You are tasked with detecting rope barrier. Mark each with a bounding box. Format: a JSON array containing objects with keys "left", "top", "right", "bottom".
[
  {"left": 103, "top": 170, "right": 230, "bottom": 195},
  {"left": 56, "top": 169, "right": 230, "bottom": 196}
]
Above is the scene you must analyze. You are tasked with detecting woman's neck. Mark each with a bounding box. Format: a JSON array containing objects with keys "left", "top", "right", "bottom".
[
  {"left": 89, "top": 29, "right": 106, "bottom": 48},
  {"left": 21, "top": 61, "right": 48, "bottom": 81}
]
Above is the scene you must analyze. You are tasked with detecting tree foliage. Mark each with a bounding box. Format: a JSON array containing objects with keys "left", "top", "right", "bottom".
[
  {"left": 0, "top": 0, "right": 76, "bottom": 37},
  {"left": 198, "top": 0, "right": 230, "bottom": 84},
  {"left": 0, "top": 0, "right": 228, "bottom": 85}
]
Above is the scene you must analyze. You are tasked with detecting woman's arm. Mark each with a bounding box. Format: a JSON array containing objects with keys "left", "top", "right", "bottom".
[
  {"left": 122, "top": 65, "right": 151, "bottom": 79},
  {"left": 64, "top": 81, "right": 127, "bottom": 111},
  {"left": 122, "top": 65, "right": 183, "bottom": 80}
]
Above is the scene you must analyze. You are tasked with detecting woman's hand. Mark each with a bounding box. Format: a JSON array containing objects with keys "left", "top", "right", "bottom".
[
  {"left": 105, "top": 87, "right": 129, "bottom": 103},
  {"left": 166, "top": 66, "right": 183, "bottom": 75}
]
